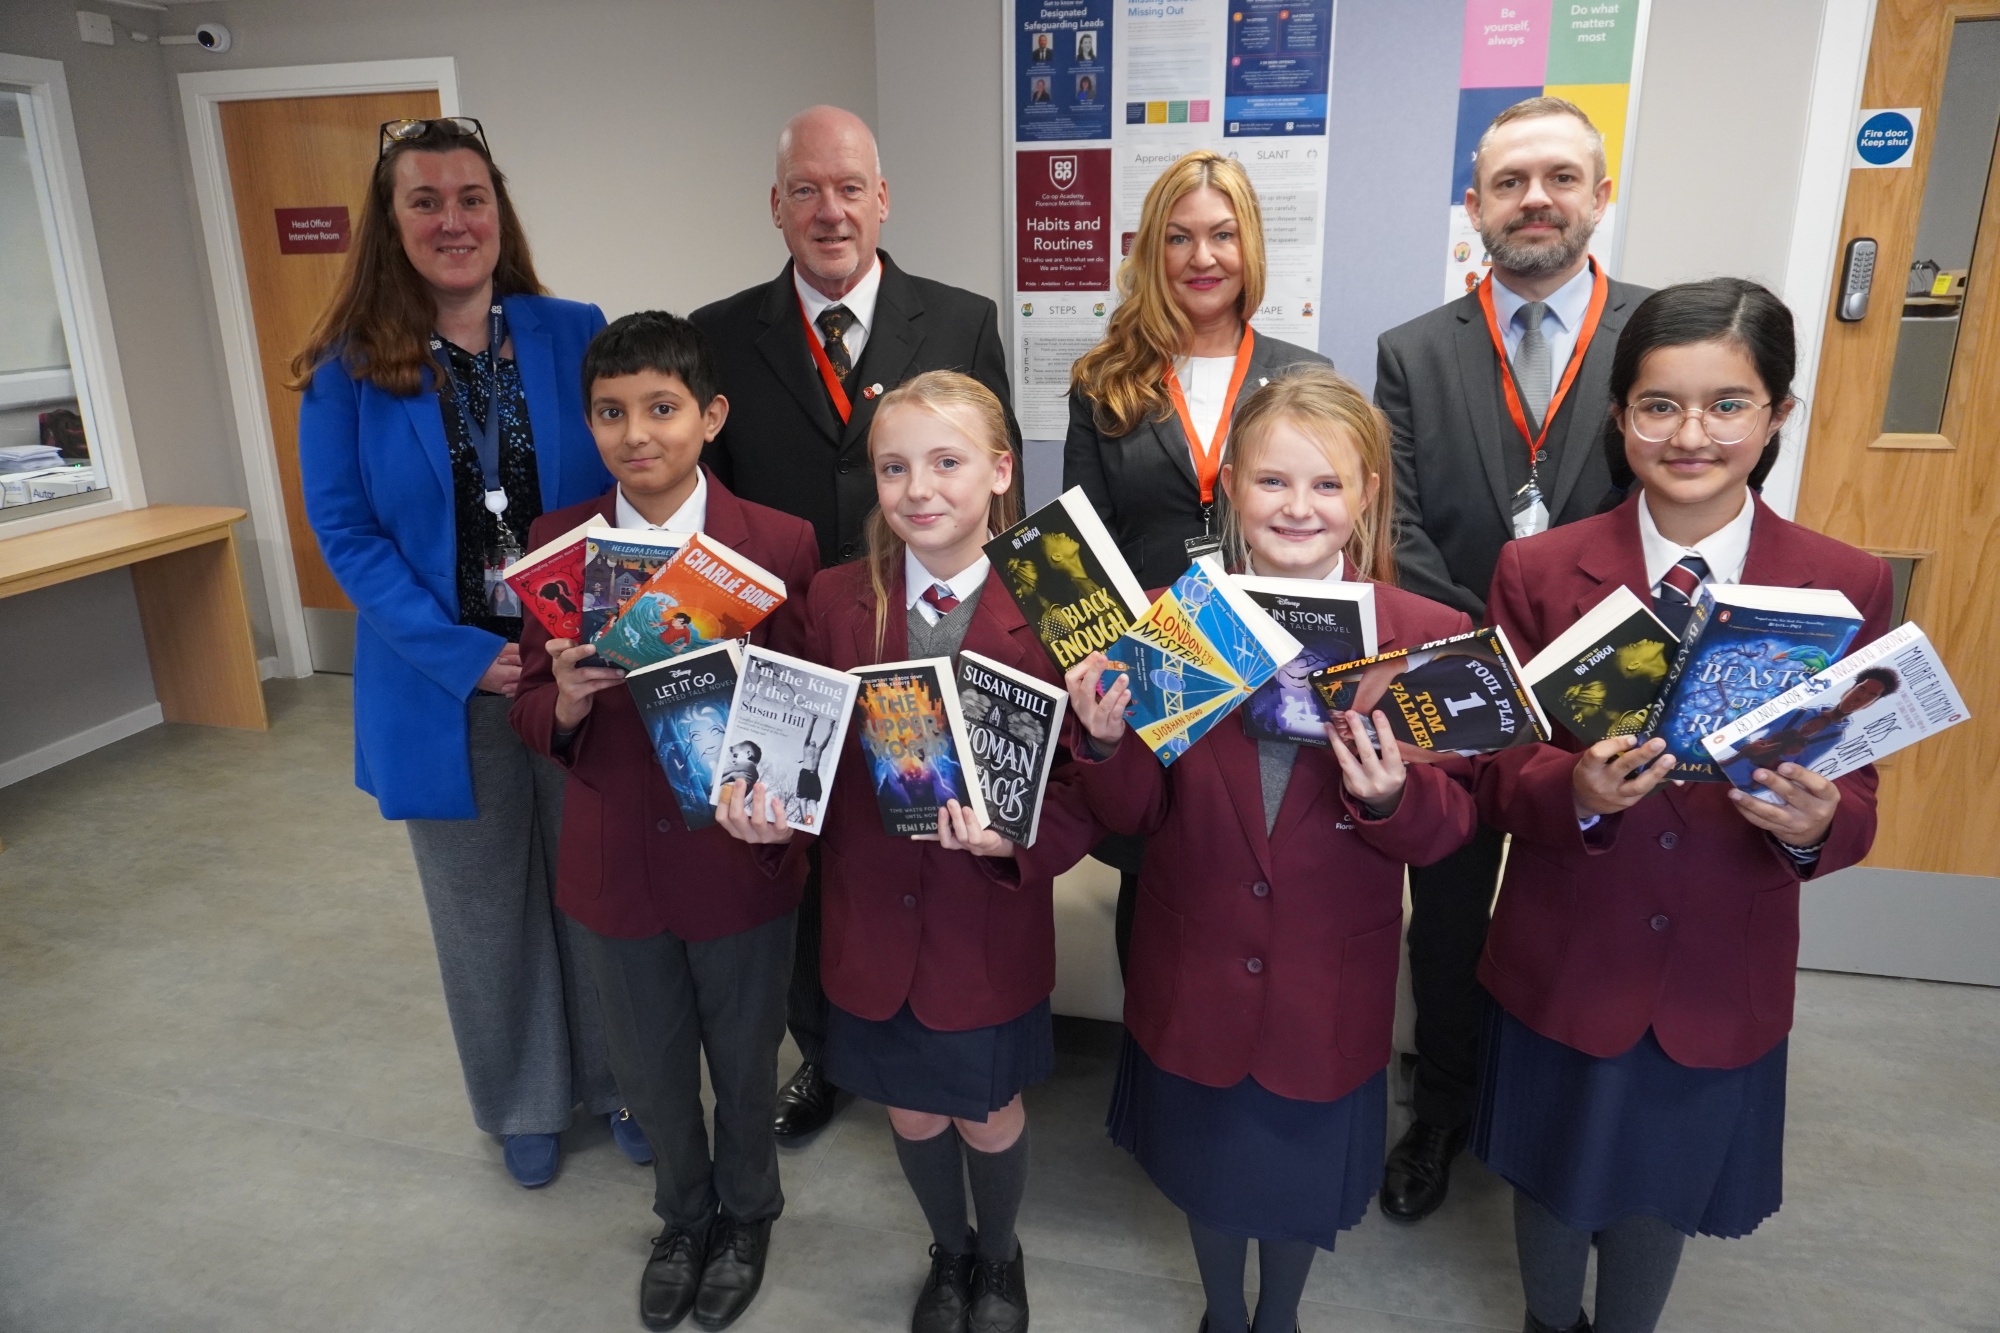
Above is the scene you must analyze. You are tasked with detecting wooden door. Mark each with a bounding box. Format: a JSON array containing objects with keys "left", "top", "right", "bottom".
[
  {"left": 218, "top": 90, "right": 440, "bottom": 656},
  {"left": 1797, "top": 2, "right": 2000, "bottom": 877}
]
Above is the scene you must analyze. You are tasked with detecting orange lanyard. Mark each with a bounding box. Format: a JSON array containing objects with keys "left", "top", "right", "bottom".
[
  {"left": 1476, "top": 260, "right": 1609, "bottom": 466},
  {"left": 798, "top": 292, "right": 852, "bottom": 424},
  {"left": 1165, "top": 322, "right": 1256, "bottom": 514}
]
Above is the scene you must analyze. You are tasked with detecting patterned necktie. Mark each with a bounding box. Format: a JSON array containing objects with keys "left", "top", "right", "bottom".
[
  {"left": 1654, "top": 553, "right": 1710, "bottom": 638},
  {"left": 815, "top": 304, "right": 856, "bottom": 380},
  {"left": 922, "top": 582, "right": 960, "bottom": 617},
  {"left": 1513, "top": 300, "right": 1552, "bottom": 432}
]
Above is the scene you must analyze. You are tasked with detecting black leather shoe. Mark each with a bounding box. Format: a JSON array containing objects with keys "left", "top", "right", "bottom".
[
  {"left": 692, "top": 1216, "right": 771, "bottom": 1330},
  {"left": 640, "top": 1225, "right": 709, "bottom": 1330},
  {"left": 1525, "top": 1312, "right": 1593, "bottom": 1333},
  {"left": 967, "top": 1243, "right": 1029, "bottom": 1333},
  {"left": 1379, "top": 1119, "right": 1467, "bottom": 1222},
  {"left": 773, "top": 1061, "right": 845, "bottom": 1141},
  {"left": 912, "top": 1242, "right": 976, "bottom": 1333}
]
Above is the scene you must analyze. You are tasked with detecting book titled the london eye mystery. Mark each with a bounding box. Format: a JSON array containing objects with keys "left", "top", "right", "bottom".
[
  {"left": 852, "top": 657, "right": 989, "bottom": 838},
  {"left": 956, "top": 649, "right": 1069, "bottom": 847},
  {"left": 626, "top": 640, "right": 742, "bottom": 831}
]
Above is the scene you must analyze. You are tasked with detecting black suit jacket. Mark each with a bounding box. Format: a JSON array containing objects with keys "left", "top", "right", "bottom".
[
  {"left": 693, "top": 252, "right": 1017, "bottom": 566},
  {"left": 1373, "top": 276, "right": 1650, "bottom": 620},
  {"left": 1061, "top": 330, "right": 1329, "bottom": 590}
]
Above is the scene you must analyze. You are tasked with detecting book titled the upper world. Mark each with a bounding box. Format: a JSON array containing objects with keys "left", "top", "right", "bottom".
[
  {"left": 987, "top": 487, "right": 1150, "bottom": 672},
  {"left": 1100, "top": 555, "right": 1303, "bottom": 766},
  {"left": 1639, "top": 584, "right": 1864, "bottom": 781},
  {"left": 853, "top": 658, "right": 988, "bottom": 838},
  {"left": 1235, "top": 576, "right": 1377, "bottom": 747},
  {"left": 592, "top": 533, "right": 786, "bottom": 673},
  {"left": 710, "top": 646, "right": 859, "bottom": 833},
  {"left": 500, "top": 518, "right": 595, "bottom": 640},
  {"left": 1520, "top": 584, "right": 1676, "bottom": 744},
  {"left": 581, "top": 526, "right": 687, "bottom": 647},
  {"left": 626, "top": 641, "right": 742, "bottom": 831},
  {"left": 957, "top": 650, "right": 1069, "bottom": 847},
  {"left": 1702, "top": 622, "right": 1969, "bottom": 802},
  {"left": 1307, "top": 627, "right": 1548, "bottom": 757}
]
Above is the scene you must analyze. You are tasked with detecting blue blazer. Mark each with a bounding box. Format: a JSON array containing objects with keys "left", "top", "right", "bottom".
[{"left": 299, "top": 294, "right": 612, "bottom": 820}]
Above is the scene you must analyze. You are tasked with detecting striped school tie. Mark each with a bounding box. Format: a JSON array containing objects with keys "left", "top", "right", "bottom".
[
  {"left": 1654, "top": 554, "right": 1710, "bottom": 638},
  {"left": 922, "top": 582, "right": 960, "bottom": 616}
]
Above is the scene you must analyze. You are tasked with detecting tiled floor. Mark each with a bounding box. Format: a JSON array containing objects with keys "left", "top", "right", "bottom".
[{"left": 1, "top": 675, "right": 1995, "bottom": 1332}]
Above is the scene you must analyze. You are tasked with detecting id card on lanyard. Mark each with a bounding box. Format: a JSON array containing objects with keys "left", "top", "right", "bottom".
[
  {"left": 1476, "top": 262, "right": 1609, "bottom": 538},
  {"left": 1166, "top": 323, "right": 1255, "bottom": 560},
  {"left": 432, "top": 304, "right": 523, "bottom": 616}
]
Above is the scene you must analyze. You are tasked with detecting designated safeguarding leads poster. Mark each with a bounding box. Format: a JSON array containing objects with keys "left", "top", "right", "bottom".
[{"left": 1006, "top": 0, "right": 1335, "bottom": 438}]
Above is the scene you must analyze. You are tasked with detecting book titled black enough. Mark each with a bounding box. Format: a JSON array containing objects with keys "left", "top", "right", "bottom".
[
  {"left": 956, "top": 650, "right": 1069, "bottom": 847},
  {"left": 1309, "top": 627, "right": 1549, "bottom": 757},
  {"left": 1520, "top": 584, "right": 1676, "bottom": 744},
  {"left": 986, "top": 486, "right": 1151, "bottom": 673}
]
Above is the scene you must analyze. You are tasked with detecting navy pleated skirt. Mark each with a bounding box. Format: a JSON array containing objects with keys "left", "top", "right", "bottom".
[
  {"left": 1107, "top": 1034, "right": 1386, "bottom": 1250},
  {"left": 1472, "top": 1007, "right": 1787, "bottom": 1239},
  {"left": 826, "top": 998, "right": 1053, "bottom": 1120}
]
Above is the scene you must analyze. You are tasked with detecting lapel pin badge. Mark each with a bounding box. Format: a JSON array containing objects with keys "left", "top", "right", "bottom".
[{"left": 862, "top": 383, "right": 884, "bottom": 400}]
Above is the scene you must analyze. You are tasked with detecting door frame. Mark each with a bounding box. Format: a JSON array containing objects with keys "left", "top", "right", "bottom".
[{"left": 179, "top": 59, "right": 460, "bottom": 679}]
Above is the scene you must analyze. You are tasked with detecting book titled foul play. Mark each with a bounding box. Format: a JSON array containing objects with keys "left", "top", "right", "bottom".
[
  {"left": 852, "top": 658, "right": 989, "bottom": 838},
  {"left": 592, "top": 533, "right": 787, "bottom": 673},
  {"left": 626, "top": 641, "right": 742, "bottom": 831},
  {"left": 1308, "top": 627, "right": 1548, "bottom": 757},
  {"left": 1520, "top": 584, "right": 1677, "bottom": 744},
  {"left": 987, "top": 486, "right": 1150, "bottom": 673},
  {"left": 956, "top": 650, "right": 1069, "bottom": 847},
  {"left": 1235, "top": 576, "right": 1377, "bottom": 747},
  {"left": 711, "top": 646, "right": 859, "bottom": 833},
  {"left": 500, "top": 518, "right": 595, "bottom": 639},
  {"left": 581, "top": 526, "right": 687, "bottom": 648}
]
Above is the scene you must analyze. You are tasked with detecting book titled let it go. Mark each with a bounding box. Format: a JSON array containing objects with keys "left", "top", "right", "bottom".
[{"left": 626, "top": 641, "right": 742, "bottom": 831}]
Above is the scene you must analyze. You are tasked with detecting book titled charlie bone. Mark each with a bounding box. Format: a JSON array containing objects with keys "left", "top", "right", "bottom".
[
  {"left": 957, "top": 649, "right": 1069, "bottom": 847},
  {"left": 500, "top": 518, "right": 595, "bottom": 640},
  {"left": 986, "top": 486, "right": 1150, "bottom": 672},
  {"left": 626, "top": 641, "right": 742, "bottom": 831},
  {"left": 1308, "top": 627, "right": 1548, "bottom": 757},
  {"left": 1640, "top": 583, "right": 1864, "bottom": 781},
  {"left": 710, "top": 646, "right": 859, "bottom": 833},
  {"left": 1703, "top": 622, "right": 1969, "bottom": 803},
  {"left": 1520, "top": 584, "right": 1676, "bottom": 744},
  {"left": 592, "top": 533, "right": 787, "bottom": 673},
  {"left": 1235, "top": 576, "right": 1377, "bottom": 747},
  {"left": 1103, "top": 555, "right": 1303, "bottom": 766},
  {"left": 852, "top": 657, "right": 989, "bottom": 838}
]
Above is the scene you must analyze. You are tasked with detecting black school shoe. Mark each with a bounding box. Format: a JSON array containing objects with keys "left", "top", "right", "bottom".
[
  {"left": 912, "top": 1242, "right": 976, "bottom": 1333},
  {"left": 773, "top": 1061, "right": 847, "bottom": 1141},
  {"left": 1379, "top": 1119, "right": 1468, "bottom": 1222},
  {"left": 692, "top": 1216, "right": 772, "bottom": 1330},
  {"left": 640, "top": 1224, "right": 709, "bottom": 1330},
  {"left": 1525, "top": 1313, "right": 1593, "bottom": 1333},
  {"left": 967, "top": 1243, "right": 1029, "bottom": 1333}
]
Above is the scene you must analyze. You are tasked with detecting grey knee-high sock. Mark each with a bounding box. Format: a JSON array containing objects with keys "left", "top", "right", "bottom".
[
  {"left": 1513, "top": 1190, "right": 1592, "bottom": 1331},
  {"left": 963, "top": 1123, "right": 1031, "bottom": 1262},
  {"left": 1250, "top": 1238, "right": 1317, "bottom": 1333},
  {"left": 1186, "top": 1215, "right": 1251, "bottom": 1333},
  {"left": 1591, "top": 1213, "right": 1685, "bottom": 1333},
  {"left": 893, "top": 1124, "right": 972, "bottom": 1255}
]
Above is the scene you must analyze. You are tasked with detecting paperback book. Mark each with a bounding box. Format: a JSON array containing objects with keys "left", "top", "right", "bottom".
[
  {"left": 852, "top": 658, "right": 988, "bottom": 838},
  {"left": 988, "top": 486, "right": 1151, "bottom": 672},
  {"left": 580, "top": 526, "right": 687, "bottom": 647},
  {"left": 1235, "top": 576, "right": 1377, "bottom": 746},
  {"left": 592, "top": 533, "right": 787, "bottom": 673},
  {"left": 1308, "top": 627, "right": 1548, "bottom": 757},
  {"left": 1520, "top": 585, "right": 1677, "bottom": 743},
  {"left": 500, "top": 518, "right": 595, "bottom": 640},
  {"left": 957, "top": 650, "right": 1069, "bottom": 847},
  {"left": 626, "top": 641, "right": 742, "bottom": 831},
  {"left": 710, "top": 646, "right": 858, "bottom": 832},
  {"left": 1703, "top": 623, "right": 1970, "bottom": 802}
]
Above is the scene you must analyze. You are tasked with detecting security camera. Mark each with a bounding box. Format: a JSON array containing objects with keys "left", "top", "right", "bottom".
[{"left": 162, "top": 22, "right": 232, "bottom": 52}]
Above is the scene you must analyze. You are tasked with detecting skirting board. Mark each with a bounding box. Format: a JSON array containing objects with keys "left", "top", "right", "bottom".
[
  {"left": 0, "top": 702, "right": 163, "bottom": 789},
  {"left": 1801, "top": 866, "right": 2000, "bottom": 987}
]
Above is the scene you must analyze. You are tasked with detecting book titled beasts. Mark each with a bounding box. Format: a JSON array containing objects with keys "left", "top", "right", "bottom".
[
  {"left": 500, "top": 518, "right": 595, "bottom": 640},
  {"left": 1520, "top": 584, "right": 1676, "bottom": 743},
  {"left": 957, "top": 650, "right": 1069, "bottom": 847},
  {"left": 852, "top": 658, "right": 989, "bottom": 838},
  {"left": 1235, "top": 576, "right": 1377, "bottom": 746},
  {"left": 987, "top": 487, "right": 1150, "bottom": 672},
  {"left": 710, "top": 646, "right": 859, "bottom": 833},
  {"left": 1101, "top": 555, "right": 1303, "bottom": 766},
  {"left": 1308, "top": 627, "right": 1548, "bottom": 757},
  {"left": 580, "top": 526, "right": 687, "bottom": 648},
  {"left": 626, "top": 641, "right": 742, "bottom": 831},
  {"left": 592, "top": 533, "right": 787, "bottom": 673}
]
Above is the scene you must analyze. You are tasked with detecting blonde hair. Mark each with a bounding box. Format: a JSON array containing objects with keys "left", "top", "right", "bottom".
[
  {"left": 1070, "top": 150, "right": 1267, "bottom": 437},
  {"left": 863, "top": 371, "right": 1024, "bottom": 653},
  {"left": 1220, "top": 366, "right": 1396, "bottom": 584}
]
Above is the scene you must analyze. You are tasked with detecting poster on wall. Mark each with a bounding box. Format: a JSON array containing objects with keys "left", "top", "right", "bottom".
[
  {"left": 1005, "top": 0, "right": 1334, "bottom": 438},
  {"left": 1442, "top": 0, "right": 1650, "bottom": 303}
]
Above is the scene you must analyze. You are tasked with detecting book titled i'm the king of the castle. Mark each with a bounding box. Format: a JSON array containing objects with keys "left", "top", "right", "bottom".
[{"left": 986, "top": 487, "right": 1151, "bottom": 673}]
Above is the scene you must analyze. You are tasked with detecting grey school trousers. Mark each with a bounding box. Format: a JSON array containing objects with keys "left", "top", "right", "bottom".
[{"left": 404, "top": 695, "right": 620, "bottom": 1135}]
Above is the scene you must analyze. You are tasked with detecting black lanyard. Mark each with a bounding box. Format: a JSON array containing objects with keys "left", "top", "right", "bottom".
[{"left": 432, "top": 303, "right": 509, "bottom": 514}]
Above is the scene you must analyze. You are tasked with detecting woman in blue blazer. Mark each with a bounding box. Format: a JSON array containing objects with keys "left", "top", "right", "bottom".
[{"left": 294, "top": 118, "right": 631, "bottom": 1188}]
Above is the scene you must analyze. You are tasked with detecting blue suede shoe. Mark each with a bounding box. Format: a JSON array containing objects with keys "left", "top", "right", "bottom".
[
  {"left": 502, "top": 1132, "right": 560, "bottom": 1188},
  {"left": 611, "top": 1108, "right": 654, "bottom": 1165}
]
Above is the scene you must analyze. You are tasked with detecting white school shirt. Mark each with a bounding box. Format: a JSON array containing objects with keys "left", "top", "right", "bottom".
[
  {"left": 614, "top": 470, "right": 707, "bottom": 533},
  {"left": 794, "top": 255, "right": 884, "bottom": 369},
  {"left": 905, "top": 548, "right": 992, "bottom": 626},
  {"left": 1636, "top": 489, "right": 1754, "bottom": 592}
]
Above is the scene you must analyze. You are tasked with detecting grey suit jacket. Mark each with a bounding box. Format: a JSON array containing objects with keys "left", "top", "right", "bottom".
[{"left": 1374, "top": 276, "right": 1650, "bottom": 619}]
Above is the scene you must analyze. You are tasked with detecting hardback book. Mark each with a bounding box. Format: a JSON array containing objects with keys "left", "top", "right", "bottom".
[
  {"left": 957, "top": 649, "right": 1069, "bottom": 847},
  {"left": 500, "top": 518, "right": 596, "bottom": 640},
  {"left": 1101, "top": 555, "right": 1303, "bottom": 766},
  {"left": 1703, "top": 622, "right": 1970, "bottom": 802},
  {"left": 1639, "top": 584, "right": 1864, "bottom": 781},
  {"left": 626, "top": 641, "right": 742, "bottom": 831},
  {"left": 581, "top": 526, "right": 688, "bottom": 647},
  {"left": 1235, "top": 576, "right": 1377, "bottom": 747},
  {"left": 1521, "top": 585, "right": 1677, "bottom": 744},
  {"left": 591, "top": 533, "right": 787, "bottom": 673},
  {"left": 1308, "top": 626, "right": 1549, "bottom": 757},
  {"left": 709, "top": 646, "right": 859, "bottom": 833},
  {"left": 852, "top": 657, "right": 989, "bottom": 838},
  {"left": 987, "top": 486, "right": 1151, "bottom": 672}
]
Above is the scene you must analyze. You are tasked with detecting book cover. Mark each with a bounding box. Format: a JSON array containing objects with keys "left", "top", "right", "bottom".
[
  {"left": 852, "top": 658, "right": 988, "bottom": 838},
  {"left": 1703, "top": 623, "right": 1970, "bottom": 802},
  {"left": 626, "top": 641, "right": 742, "bottom": 831},
  {"left": 1640, "top": 584, "right": 1864, "bottom": 781},
  {"left": 710, "top": 646, "right": 859, "bottom": 832},
  {"left": 957, "top": 649, "right": 1069, "bottom": 848},
  {"left": 1101, "top": 555, "right": 1304, "bottom": 766},
  {"left": 1521, "top": 584, "right": 1677, "bottom": 743},
  {"left": 581, "top": 526, "right": 687, "bottom": 646},
  {"left": 592, "top": 533, "right": 787, "bottom": 673},
  {"left": 500, "top": 519, "right": 595, "bottom": 640},
  {"left": 987, "top": 486, "right": 1151, "bottom": 672},
  {"left": 1308, "top": 627, "right": 1549, "bottom": 757},
  {"left": 1234, "top": 577, "right": 1378, "bottom": 747}
]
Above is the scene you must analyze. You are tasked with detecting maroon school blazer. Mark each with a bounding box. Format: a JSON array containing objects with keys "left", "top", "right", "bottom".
[
  {"left": 804, "top": 559, "right": 1104, "bottom": 1031},
  {"left": 510, "top": 470, "right": 821, "bottom": 941},
  {"left": 1075, "top": 582, "right": 1477, "bottom": 1104},
  {"left": 1475, "top": 492, "right": 1892, "bottom": 1068}
]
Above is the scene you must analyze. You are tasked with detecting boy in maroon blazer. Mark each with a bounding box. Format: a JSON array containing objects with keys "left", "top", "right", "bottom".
[{"left": 510, "top": 312, "right": 819, "bottom": 1333}]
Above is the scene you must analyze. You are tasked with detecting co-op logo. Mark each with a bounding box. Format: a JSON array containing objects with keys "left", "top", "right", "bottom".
[{"left": 1049, "top": 155, "right": 1077, "bottom": 189}]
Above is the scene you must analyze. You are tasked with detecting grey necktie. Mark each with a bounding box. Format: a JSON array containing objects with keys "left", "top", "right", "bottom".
[{"left": 1513, "top": 300, "right": 1552, "bottom": 432}]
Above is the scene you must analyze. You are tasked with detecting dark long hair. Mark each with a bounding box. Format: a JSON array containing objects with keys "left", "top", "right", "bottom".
[
  {"left": 1601, "top": 277, "right": 1796, "bottom": 493},
  {"left": 289, "top": 124, "right": 546, "bottom": 396}
]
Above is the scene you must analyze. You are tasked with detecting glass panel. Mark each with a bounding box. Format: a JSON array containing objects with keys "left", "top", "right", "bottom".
[
  {"left": 1883, "top": 19, "right": 2000, "bottom": 435},
  {"left": 0, "top": 85, "right": 108, "bottom": 520}
]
